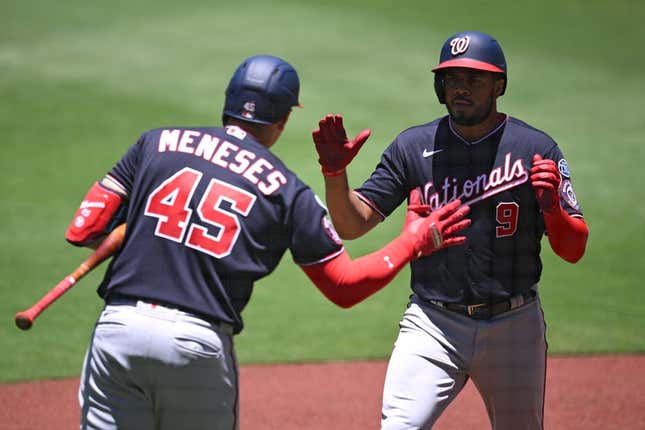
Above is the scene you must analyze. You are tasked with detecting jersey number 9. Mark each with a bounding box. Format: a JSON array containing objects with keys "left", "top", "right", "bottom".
[{"left": 495, "top": 202, "right": 519, "bottom": 238}]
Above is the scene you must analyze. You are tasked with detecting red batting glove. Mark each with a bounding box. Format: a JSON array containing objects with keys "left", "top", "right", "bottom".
[
  {"left": 401, "top": 189, "right": 471, "bottom": 257},
  {"left": 531, "top": 154, "right": 561, "bottom": 213},
  {"left": 312, "top": 114, "right": 371, "bottom": 176}
]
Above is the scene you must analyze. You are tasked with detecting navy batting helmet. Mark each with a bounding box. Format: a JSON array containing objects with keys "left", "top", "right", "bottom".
[
  {"left": 223, "top": 54, "right": 302, "bottom": 125},
  {"left": 432, "top": 31, "right": 507, "bottom": 104}
]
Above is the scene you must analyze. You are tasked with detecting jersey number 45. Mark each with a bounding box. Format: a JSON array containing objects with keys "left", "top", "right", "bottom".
[{"left": 144, "top": 167, "right": 257, "bottom": 258}]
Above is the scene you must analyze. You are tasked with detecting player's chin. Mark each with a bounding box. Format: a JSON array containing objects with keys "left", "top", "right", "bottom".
[
  {"left": 450, "top": 111, "right": 477, "bottom": 126},
  {"left": 448, "top": 105, "right": 488, "bottom": 127},
  {"left": 447, "top": 104, "right": 468, "bottom": 119}
]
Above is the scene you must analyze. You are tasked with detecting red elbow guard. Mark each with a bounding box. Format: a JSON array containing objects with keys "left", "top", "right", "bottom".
[{"left": 66, "top": 182, "right": 124, "bottom": 246}]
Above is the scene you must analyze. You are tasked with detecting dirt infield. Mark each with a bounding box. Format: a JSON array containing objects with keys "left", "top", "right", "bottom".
[{"left": 1, "top": 355, "right": 643, "bottom": 429}]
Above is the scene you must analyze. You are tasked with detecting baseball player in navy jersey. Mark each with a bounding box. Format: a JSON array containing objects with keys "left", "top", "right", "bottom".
[
  {"left": 64, "top": 54, "right": 470, "bottom": 430},
  {"left": 312, "top": 31, "right": 589, "bottom": 429}
]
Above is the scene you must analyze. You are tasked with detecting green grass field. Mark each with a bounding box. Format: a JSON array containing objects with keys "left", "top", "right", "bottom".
[{"left": 2, "top": 0, "right": 644, "bottom": 383}]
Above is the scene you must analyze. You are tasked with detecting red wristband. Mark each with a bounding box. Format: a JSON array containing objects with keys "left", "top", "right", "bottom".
[{"left": 321, "top": 167, "right": 346, "bottom": 177}]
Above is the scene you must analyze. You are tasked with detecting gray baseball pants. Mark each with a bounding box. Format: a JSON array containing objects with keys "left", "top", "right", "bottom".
[
  {"left": 79, "top": 301, "right": 238, "bottom": 430},
  {"left": 381, "top": 297, "right": 547, "bottom": 430}
]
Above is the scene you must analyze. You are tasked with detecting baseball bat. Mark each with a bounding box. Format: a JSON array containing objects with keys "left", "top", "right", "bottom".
[{"left": 14, "top": 224, "right": 126, "bottom": 331}]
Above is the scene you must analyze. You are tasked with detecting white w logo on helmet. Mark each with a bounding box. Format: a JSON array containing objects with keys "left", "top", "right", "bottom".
[{"left": 450, "top": 36, "right": 470, "bottom": 56}]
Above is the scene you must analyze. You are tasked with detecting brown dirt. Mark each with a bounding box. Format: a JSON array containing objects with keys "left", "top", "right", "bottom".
[{"left": 1, "top": 355, "right": 644, "bottom": 429}]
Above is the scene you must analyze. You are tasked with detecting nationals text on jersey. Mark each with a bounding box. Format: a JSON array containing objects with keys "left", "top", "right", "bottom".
[
  {"left": 158, "top": 129, "right": 287, "bottom": 195},
  {"left": 423, "top": 152, "right": 529, "bottom": 209}
]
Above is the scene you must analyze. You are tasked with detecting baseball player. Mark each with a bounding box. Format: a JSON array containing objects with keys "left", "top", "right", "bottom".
[
  {"left": 312, "top": 31, "right": 589, "bottom": 429},
  {"left": 65, "top": 54, "right": 470, "bottom": 430}
]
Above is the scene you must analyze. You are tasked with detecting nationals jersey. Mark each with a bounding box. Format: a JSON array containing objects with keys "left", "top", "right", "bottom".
[
  {"left": 356, "top": 115, "right": 583, "bottom": 304},
  {"left": 98, "top": 125, "right": 343, "bottom": 334}
]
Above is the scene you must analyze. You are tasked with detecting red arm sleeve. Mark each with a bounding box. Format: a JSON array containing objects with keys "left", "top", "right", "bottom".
[
  {"left": 543, "top": 207, "right": 589, "bottom": 263},
  {"left": 300, "top": 235, "right": 415, "bottom": 308}
]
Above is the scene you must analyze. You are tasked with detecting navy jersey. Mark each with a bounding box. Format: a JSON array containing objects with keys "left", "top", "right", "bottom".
[
  {"left": 356, "top": 115, "right": 583, "bottom": 304},
  {"left": 99, "top": 125, "right": 343, "bottom": 333}
]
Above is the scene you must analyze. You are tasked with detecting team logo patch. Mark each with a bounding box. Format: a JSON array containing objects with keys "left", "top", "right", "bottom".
[
  {"left": 322, "top": 215, "right": 342, "bottom": 245},
  {"left": 242, "top": 101, "right": 256, "bottom": 119},
  {"left": 74, "top": 215, "right": 85, "bottom": 228},
  {"left": 561, "top": 180, "right": 579, "bottom": 209},
  {"left": 450, "top": 36, "right": 470, "bottom": 56},
  {"left": 558, "top": 159, "right": 571, "bottom": 178}
]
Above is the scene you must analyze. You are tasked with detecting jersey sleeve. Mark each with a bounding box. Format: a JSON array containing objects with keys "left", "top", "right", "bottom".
[
  {"left": 107, "top": 132, "right": 147, "bottom": 193},
  {"left": 543, "top": 144, "right": 584, "bottom": 218},
  {"left": 288, "top": 188, "right": 344, "bottom": 266},
  {"left": 354, "top": 137, "right": 409, "bottom": 219}
]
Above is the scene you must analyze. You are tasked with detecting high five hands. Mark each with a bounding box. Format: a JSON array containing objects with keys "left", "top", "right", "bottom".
[
  {"left": 403, "top": 189, "right": 471, "bottom": 258},
  {"left": 312, "top": 114, "right": 372, "bottom": 176}
]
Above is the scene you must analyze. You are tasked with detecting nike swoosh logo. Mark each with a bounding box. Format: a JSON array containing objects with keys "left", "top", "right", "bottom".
[{"left": 422, "top": 148, "right": 443, "bottom": 158}]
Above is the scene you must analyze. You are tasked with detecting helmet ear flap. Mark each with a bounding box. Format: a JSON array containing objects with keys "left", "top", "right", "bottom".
[
  {"left": 493, "top": 74, "right": 507, "bottom": 97},
  {"left": 499, "top": 76, "right": 507, "bottom": 96},
  {"left": 434, "top": 73, "right": 446, "bottom": 104}
]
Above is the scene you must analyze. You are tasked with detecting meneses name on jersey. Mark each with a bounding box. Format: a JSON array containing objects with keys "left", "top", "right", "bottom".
[{"left": 157, "top": 128, "right": 287, "bottom": 195}]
